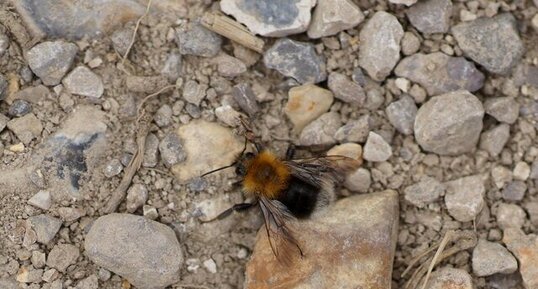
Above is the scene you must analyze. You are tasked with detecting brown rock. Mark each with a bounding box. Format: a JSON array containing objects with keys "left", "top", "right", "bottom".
[{"left": 245, "top": 190, "right": 399, "bottom": 289}]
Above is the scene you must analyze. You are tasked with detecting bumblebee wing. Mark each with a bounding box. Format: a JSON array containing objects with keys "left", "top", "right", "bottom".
[
  {"left": 283, "top": 155, "right": 360, "bottom": 188},
  {"left": 258, "top": 196, "right": 303, "bottom": 265}
]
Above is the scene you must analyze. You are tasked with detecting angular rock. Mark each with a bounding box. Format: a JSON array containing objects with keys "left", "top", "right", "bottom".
[
  {"left": 406, "top": 0, "right": 453, "bottom": 34},
  {"left": 16, "top": 266, "right": 43, "bottom": 283},
  {"left": 285, "top": 84, "right": 333, "bottom": 132},
  {"left": 299, "top": 112, "right": 341, "bottom": 147},
  {"left": 159, "top": 133, "right": 186, "bottom": 167},
  {"left": 0, "top": 113, "right": 8, "bottom": 132},
  {"left": 428, "top": 267, "right": 474, "bottom": 289},
  {"left": 27, "top": 214, "right": 62, "bottom": 244},
  {"left": 414, "top": 90, "right": 484, "bottom": 155},
  {"left": 307, "top": 0, "right": 364, "bottom": 39},
  {"left": 161, "top": 52, "right": 182, "bottom": 82},
  {"left": 85, "top": 214, "right": 183, "bottom": 289},
  {"left": 13, "top": 0, "right": 145, "bottom": 39},
  {"left": 479, "top": 124, "right": 510, "bottom": 157},
  {"left": 363, "top": 132, "right": 392, "bottom": 162},
  {"left": 334, "top": 115, "right": 371, "bottom": 143},
  {"left": 358, "top": 11, "right": 404, "bottom": 81},
  {"left": 263, "top": 38, "right": 326, "bottom": 84},
  {"left": 496, "top": 203, "right": 526, "bottom": 230},
  {"left": 154, "top": 104, "right": 172, "bottom": 128},
  {"left": 452, "top": 13, "right": 524, "bottom": 74},
  {"left": 484, "top": 97, "right": 520, "bottom": 124},
  {"left": 221, "top": 0, "right": 316, "bottom": 37},
  {"left": 503, "top": 228, "right": 538, "bottom": 289},
  {"left": 232, "top": 83, "right": 260, "bottom": 116},
  {"left": 0, "top": 74, "right": 7, "bottom": 100},
  {"left": 62, "top": 66, "right": 104, "bottom": 98},
  {"left": 389, "top": 0, "right": 417, "bottom": 5},
  {"left": 395, "top": 53, "right": 485, "bottom": 96},
  {"left": 491, "top": 165, "right": 513, "bottom": 189},
  {"left": 327, "top": 143, "right": 363, "bottom": 164},
  {"left": 215, "top": 105, "right": 244, "bottom": 127},
  {"left": 176, "top": 21, "right": 222, "bottom": 57},
  {"left": 172, "top": 121, "right": 243, "bottom": 182},
  {"left": 182, "top": 80, "right": 207, "bottom": 106},
  {"left": 103, "top": 159, "right": 123, "bottom": 178},
  {"left": 143, "top": 133, "right": 159, "bottom": 168},
  {"left": 245, "top": 190, "right": 399, "bottom": 289},
  {"left": 513, "top": 161, "right": 531, "bottom": 181},
  {"left": 530, "top": 160, "right": 538, "bottom": 180},
  {"left": 327, "top": 72, "right": 366, "bottom": 106},
  {"left": 444, "top": 175, "right": 485, "bottom": 222},
  {"left": 58, "top": 207, "right": 85, "bottom": 222},
  {"left": 76, "top": 275, "right": 98, "bottom": 289},
  {"left": 28, "top": 190, "right": 52, "bottom": 210},
  {"left": 502, "top": 181, "right": 527, "bottom": 201},
  {"left": 111, "top": 27, "right": 132, "bottom": 56},
  {"left": 25, "top": 40, "right": 78, "bottom": 85},
  {"left": 7, "top": 113, "right": 43, "bottom": 144},
  {"left": 386, "top": 95, "right": 417, "bottom": 135},
  {"left": 47, "top": 244, "right": 80, "bottom": 272},
  {"left": 8, "top": 100, "right": 32, "bottom": 117},
  {"left": 404, "top": 176, "right": 444, "bottom": 208},
  {"left": 472, "top": 239, "right": 518, "bottom": 276},
  {"left": 126, "top": 184, "right": 148, "bottom": 213}
]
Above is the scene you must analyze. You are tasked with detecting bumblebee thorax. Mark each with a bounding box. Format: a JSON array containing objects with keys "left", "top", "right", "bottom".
[{"left": 242, "top": 151, "right": 290, "bottom": 199}]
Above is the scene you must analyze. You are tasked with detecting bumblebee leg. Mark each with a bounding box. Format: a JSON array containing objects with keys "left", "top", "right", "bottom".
[
  {"left": 201, "top": 202, "right": 257, "bottom": 223},
  {"left": 285, "top": 144, "right": 296, "bottom": 160}
]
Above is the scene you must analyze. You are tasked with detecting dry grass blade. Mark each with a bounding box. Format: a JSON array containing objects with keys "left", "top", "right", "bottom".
[
  {"left": 136, "top": 84, "right": 176, "bottom": 122},
  {"left": 120, "top": 0, "right": 153, "bottom": 67},
  {"left": 201, "top": 12, "right": 264, "bottom": 53},
  {"left": 404, "top": 230, "right": 477, "bottom": 289}
]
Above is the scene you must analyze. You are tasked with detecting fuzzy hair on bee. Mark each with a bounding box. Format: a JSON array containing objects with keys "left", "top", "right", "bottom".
[{"left": 201, "top": 122, "right": 360, "bottom": 264}]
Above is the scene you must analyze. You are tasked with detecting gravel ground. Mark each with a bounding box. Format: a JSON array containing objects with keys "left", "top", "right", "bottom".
[{"left": 0, "top": 0, "right": 537, "bottom": 289}]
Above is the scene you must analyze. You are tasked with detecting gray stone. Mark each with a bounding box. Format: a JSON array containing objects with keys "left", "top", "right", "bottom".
[
  {"left": 62, "top": 66, "right": 104, "bottom": 98},
  {"left": 514, "top": 161, "right": 531, "bottom": 181},
  {"left": 530, "top": 160, "right": 538, "bottom": 180},
  {"left": 484, "top": 97, "right": 520, "bottom": 124},
  {"left": 28, "top": 190, "right": 52, "bottom": 210},
  {"left": 299, "top": 112, "right": 341, "bottom": 147},
  {"left": 334, "top": 115, "right": 371, "bottom": 143},
  {"left": 27, "top": 215, "right": 61, "bottom": 244},
  {"left": 176, "top": 21, "right": 222, "bottom": 57},
  {"left": 25, "top": 40, "right": 78, "bottom": 85},
  {"left": 31, "top": 251, "right": 46, "bottom": 268},
  {"left": 85, "top": 213, "right": 183, "bottom": 289},
  {"left": 479, "top": 124, "right": 510, "bottom": 157},
  {"left": 358, "top": 11, "right": 404, "bottom": 81},
  {"left": 16, "top": 266, "right": 43, "bottom": 283},
  {"left": 0, "top": 32, "right": 9, "bottom": 57},
  {"left": 525, "top": 202, "right": 538, "bottom": 226},
  {"left": 215, "top": 105, "right": 244, "bottom": 127},
  {"left": 429, "top": 267, "right": 474, "bottom": 289},
  {"left": 389, "top": 0, "right": 417, "bottom": 5},
  {"left": 395, "top": 53, "right": 485, "bottom": 96},
  {"left": 496, "top": 203, "right": 526, "bottom": 230},
  {"left": 159, "top": 133, "right": 186, "bottom": 167},
  {"left": 452, "top": 13, "right": 524, "bottom": 74},
  {"left": 344, "top": 168, "right": 371, "bottom": 193},
  {"left": 126, "top": 184, "right": 148, "bottom": 213},
  {"left": 13, "top": 0, "right": 145, "bottom": 40},
  {"left": 264, "top": 38, "right": 326, "bottom": 84},
  {"left": 58, "top": 207, "right": 85, "bottom": 222},
  {"left": 414, "top": 90, "right": 484, "bottom": 155},
  {"left": 111, "top": 27, "right": 132, "bottom": 56},
  {"left": 232, "top": 83, "right": 260, "bottom": 116},
  {"left": 385, "top": 95, "right": 417, "bottom": 135},
  {"left": 7, "top": 113, "right": 43, "bottom": 144},
  {"left": 154, "top": 104, "right": 173, "bottom": 127},
  {"left": 285, "top": 84, "right": 333, "bottom": 132},
  {"left": 221, "top": 0, "right": 316, "bottom": 37},
  {"left": 491, "top": 165, "right": 513, "bottom": 189},
  {"left": 143, "top": 205, "right": 159, "bottom": 220},
  {"left": 363, "top": 131, "right": 392, "bottom": 162},
  {"left": 103, "top": 159, "right": 123, "bottom": 178},
  {"left": 182, "top": 80, "right": 207, "bottom": 106},
  {"left": 502, "top": 181, "right": 527, "bottom": 201},
  {"left": 216, "top": 54, "right": 247, "bottom": 78},
  {"left": 444, "top": 175, "right": 485, "bottom": 222},
  {"left": 307, "top": 0, "right": 364, "bottom": 39},
  {"left": 161, "top": 52, "right": 182, "bottom": 82},
  {"left": 401, "top": 32, "right": 420, "bottom": 56},
  {"left": 47, "top": 244, "right": 80, "bottom": 272},
  {"left": 0, "top": 74, "right": 7, "bottom": 100},
  {"left": 472, "top": 239, "right": 518, "bottom": 276},
  {"left": 406, "top": 0, "right": 452, "bottom": 34},
  {"left": 327, "top": 72, "right": 366, "bottom": 106},
  {"left": 8, "top": 99, "right": 32, "bottom": 117},
  {"left": 404, "top": 176, "right": 444, "bottom": 208},
  {"left": 76, "top": 275, "right": 98, "bottom": 289},
  {"left": 143, "top": 133, "right": 159, "bottom": 168}
]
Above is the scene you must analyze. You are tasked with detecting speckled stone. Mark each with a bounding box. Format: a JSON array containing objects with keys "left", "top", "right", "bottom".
[
  {"left": 406, "top": 0, "right": 452, "bottom": 34},
  {"left": 307, "top": 0, "right": 364, "bottom": 39},
  {"left": 25, "top": 40, "right": 78, "bottom": 86}
]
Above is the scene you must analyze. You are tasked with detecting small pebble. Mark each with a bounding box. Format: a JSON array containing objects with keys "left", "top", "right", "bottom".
[
  {"left": 31, "top": 251, "right": 46, "bottom": 269},
  {"left": 327, "top": 72, "right": 366, "bottom": 106},
  {"left": 216, "top": 54, "right": 247, "bottom": 77},
  {"left": 203, "top": 258, "right": 217, "bottom": 274},
  {"left": 428, "top": 267, "right": 474, "bottom": 289},
  {"left": 8, "top": 99, "right": 32, "bottom": 117},
  {"left": 496, "top": 203, "right": 526, "bottom": 229},
  {"left": 513, "top": 161, "right": 530, "bottom": 181},
  {"left": 334, "top": 115, "right": 371, "bottom": 144},
  {"left": 103, "top": 159, "right": 123, "bottom": 178},
  {"left": 143, "top": 205, "right": 159, "bottom": 220},
  {"left": 344, "top": 168, "right": 371, "bottom": 193},
  {"left": 299, "top": 112, "right": 341, "bottom": 147},
  {"left": 404, "top": 176, "right": 444, "bottom": 208},
  {"left": 472, "top": 239, "right": 518, "bottom": 276},
  {"left": 479, "top": 124, "right": 510, "bottom": 157},
  {"left": 444, "top": 175, "right": 485, "bottom": 222},
  {"left": 126, "top": 184, "right": 148, "bottom": 213},
  {"left": 161, "top": 52, "right": 182, "bottom": 82},
  {"left": 215, "top": 105, "right": 244, "bottom": 127},
  {"left": 502, "top": 181, "right": 527, "bottom": 201},
  {"left": 27, "top": 190, "right": 52, "bottom": 210},
  {"left": 406, "top": 0, "right": 452, "bottom": 34},
  {"left": 232, "top": 83, "right": 259, "bottom": 116},
  {"left": 484, "top": 97, "right": 520, "bottom": 124},
  {"left": 491, "top": 165, "right": 513, "bottom": 189},
  {"left": 363, "top": 132, "right": 392, "bottom": 162},
  {"left": 176, "top": 21, "right": 222, "bottom": 57},
  {"left": 62, "top": 66, "right": 104, "bottom": 98},
  {"left": 142, "top": 133, "right": 159, "bottom": 168},
  {"left": 154, "top": 104, "right": 173, "bottom": 127},
  {"left": 46, "top": 244, "right": 80, "bottom": 272},
  {"left": 307, "top": 0, "right": 364, "bottom": 39},
  {"left": 401, "top": 32, "right": 420, "bottom": 56},
  {"left": 58, "top": 207, "right": 85, "bottom": 222},
  {"left": 182, "top": 80, "right": 207, "bottom": 106},
  {"left": 0, "top": 74, "right": 7, "bottom": 100},
  {"left": 111, "top": 27, "right": 133, "bottom": 56},
  {"left": 159, "top": 133, "right": 186, "bottom": 167},
  {"left": 285, "top": 84, "right": 333, "bottom": 132},
  {"left": 26, "top": 40, "right": 78, "bottom": 85},
  {"left": 385, "top": 95, "right": 417, "bottom": 135},
  {"left": 27, "top": 214, "right": 62, "bottom": 244}
]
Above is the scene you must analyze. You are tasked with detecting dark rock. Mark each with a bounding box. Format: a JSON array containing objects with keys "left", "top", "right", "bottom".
[
  {"left": 25, "top": 40, "right": 78, "bottom": 85},
  {"left": 176, "top": 21, "right": 222, "bottom": 57}
]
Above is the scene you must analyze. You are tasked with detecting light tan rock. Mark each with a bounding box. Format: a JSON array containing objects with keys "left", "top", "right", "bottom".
[
  {"left": 245, "top": 190, "right": 399, "bottom": 289},
  {"left": 285, "top": 84, "right": 333, "bottom": 132},
  {"left": 503, "top": 228, "right": 538, "bottom": 289}
]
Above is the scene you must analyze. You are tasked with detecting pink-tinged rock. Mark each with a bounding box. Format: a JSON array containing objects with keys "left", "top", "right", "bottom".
[
  {"left": 245, "top": 190, "right": 399, "bottom": 289},
  {"left": 503, "top": 228, "right": 538, "bottom": 289}
]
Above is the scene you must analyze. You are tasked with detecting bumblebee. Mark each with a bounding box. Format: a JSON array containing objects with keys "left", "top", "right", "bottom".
[{"left": 202, "top": 124, "right": 360, "bottom": 263}]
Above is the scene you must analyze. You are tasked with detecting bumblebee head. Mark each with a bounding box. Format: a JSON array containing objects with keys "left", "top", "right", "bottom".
[{"left": 234, "top": 152, "right": 255, "bottom": 176}]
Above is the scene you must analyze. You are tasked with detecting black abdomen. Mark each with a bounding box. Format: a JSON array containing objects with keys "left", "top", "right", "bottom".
[{"left": 277, "top": 176, "right": 320, "bottom": 219}]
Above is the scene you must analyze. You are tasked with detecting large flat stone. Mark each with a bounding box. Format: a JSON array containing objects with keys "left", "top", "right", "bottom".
[{"left": 245, "top": 190, "right": 399, "bottom": 289}]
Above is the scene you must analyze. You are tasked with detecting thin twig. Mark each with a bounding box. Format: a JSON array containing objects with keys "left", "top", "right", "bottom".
[
  {"left": 420, "top": 230, "right": 453, "bottom": 289},
  {"left": 136, "top": 84, "right": 176, "bottom": 122},
  {"left": 120, "top": 0, "right": 153, "bottom": 66}
]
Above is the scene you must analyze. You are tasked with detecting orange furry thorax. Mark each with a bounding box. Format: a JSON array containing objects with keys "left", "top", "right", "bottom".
[{"left": 242, "top": 151, "right": 291, "bottom": 199}]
